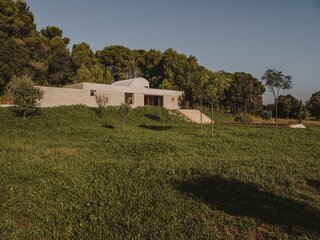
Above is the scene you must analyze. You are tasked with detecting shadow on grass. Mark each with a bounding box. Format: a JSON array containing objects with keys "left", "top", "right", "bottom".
[
  {"left": 139, "top": 124, "right": 172, "bottom": 131},
  {"left": 145, "top": 113, "right": 161, "bottom": 121},
  {"left": 176, "top": 176, "right": 320, "bottom": 234},
  {"left": 102, "top": 123, "right": 115, "bottom": 129},
  {"left": 307, "top": 179, "right": 320, "bottom": 192}
]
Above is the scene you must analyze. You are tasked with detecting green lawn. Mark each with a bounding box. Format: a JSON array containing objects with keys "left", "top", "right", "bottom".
[{"left": 0, "top": 106, "right": 319, "bottom": 239}]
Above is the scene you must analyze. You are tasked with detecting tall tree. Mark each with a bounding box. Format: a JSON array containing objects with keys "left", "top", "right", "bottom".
[
  {"left": 277, "top": 94, "right": 299, "bottom": 118},
  {"left": 261, "top": 69, "right": 293, "bottom": 133},
  {"left": 307, "top": 90, "right": 320, "bottom": 119},
  {"left": 224, "top": 72, "right": 265, "bottom": 114},
  {"left": 96, "top": 45, "right": 136, "bottom": 81},
  {"left": 71, "top": 42, "right": 96, "bottom": 70},
  {"left": 134, "top": 49, "right": 162, "bottom": 87},
  {"left": 74, "top": 64, "right": 93, "bottom": 83},
  {"left": 43, "top": 29, "right": 74, "bottom": 86},
  {"left": 40, "top": 26, "right": 69, "bottom": 45},
  {"left": 0, "top": 0, "right": 40, "bottom": 90}
]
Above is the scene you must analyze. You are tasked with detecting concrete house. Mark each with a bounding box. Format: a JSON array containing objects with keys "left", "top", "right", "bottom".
[{"left": 38, "top": 78, "right": 184, "bottom": 109}]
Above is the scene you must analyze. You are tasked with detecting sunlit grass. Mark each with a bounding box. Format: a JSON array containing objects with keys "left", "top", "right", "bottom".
[{"left": 0, "top": 106, "right": 319, "bottom": 239}]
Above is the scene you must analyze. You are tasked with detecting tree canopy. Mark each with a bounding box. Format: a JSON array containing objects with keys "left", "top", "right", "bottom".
[{"left": 307, "top": 91, "right": 320, "bottom": 118}]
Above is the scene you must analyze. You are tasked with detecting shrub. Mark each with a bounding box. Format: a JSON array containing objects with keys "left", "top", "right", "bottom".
[
  {"left": 95, "top": 92, "right": 109, "bottom": 115},
  {"left": 7, "top": 75, "right": 43, "bottom": 118},
  {"left": 0, "top": 90, "right": 13, "bottom": 104},
  {"left": 184, "top": 101, "right": 190, "bottom": 109},
  {"left": 260, "top": 110, "right": 272, "bottom": 120},
  {"left": 235, "top": 113, "right": 253, "bottom": 123}
]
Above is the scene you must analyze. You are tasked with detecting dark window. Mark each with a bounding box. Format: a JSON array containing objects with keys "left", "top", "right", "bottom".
[
  {"left": 144, "top": 95, "right": 163, "bottom": 107},
  {"left": 90, "top": 90, "right": 96, "bottom": 96},
  {"left": 125, "top": 93, "right": 134, "bottom": 104}
]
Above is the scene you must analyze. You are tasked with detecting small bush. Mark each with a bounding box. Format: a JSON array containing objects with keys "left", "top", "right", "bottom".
[
  {"left": 0, "top": 90, "right": 13, "bottom": 104},
  {"left": 7, "top": 75, "right": 43, "bottom": 118},
  {"left": 184, "top": 101, "right": 190, "bottom": 109},
  {"left": 260, "top": 110, "right": 272, "bottom": 120},
  {"left": 235, "top": 113, "right": 253, "bottom": 123}
]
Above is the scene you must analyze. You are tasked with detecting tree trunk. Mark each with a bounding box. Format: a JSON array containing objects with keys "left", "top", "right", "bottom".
[
  {"left": 200, "top": 99, "right": 203, "bottom": 131},
  {"left": 23, "top": 111, "right": 27, "bottom": 119},
  {"left": 211, "top": 101, "right": 214, "bottom": 136},
  {"left": 275, "top": 98, "right": 278, "bottom": 133}
]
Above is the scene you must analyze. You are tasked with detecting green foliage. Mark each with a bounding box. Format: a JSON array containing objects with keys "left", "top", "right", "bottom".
[
  {"left": 159, "top": 79, "right": 173, "bottom": 90},
  {"left": 260, "top": 110, "right": 272, "bottom": 120},
  {"left": 103, "top": 67, "right": 114, "bottom": 84},
  {"left": 47, "top": 36, "right": 74, "bottom": 86},
  {"left": 184, "top": 101, "right": 190, "bottom": 109},
  {"left": 297, "top": 100, "right": 308, "bottom": 123},
  {"left": 224, "top": 72, "right": 265, "bottom": 114},
  {"left": 118, "top": 103, "right": 131, "bottom": 131},
  {"left": 118, "top": 103, "right": 131, "bottom": 118},
  {"left": 261, "top": 69, "right": 293, "bottom": 132},
  {"left": 90, "top": 64, "right": 105, "bottom": 84},
  {"left": 40, "top": 26, "right": 62, "bottom": 40},
  {"left": 74, "top": 64, "right": 93, "bottom": 83},
  {"left": 71, "top": 42, "right": 96, "bottom": 70},
  {"left": 277, "top": 94, "right": 299, "bottom": 118},
  {"left": 307, "top": 90, "right": 320, "bottom": 119},
  {"left": 96, "top": 45, "right": 136, "bottom": 81},
  {"left": 0, "top": 105, "right": 319, "bottom": 239},
  {"left": 235, "top": 113, "right": 253, "bottom": 123},
  {"left": 262, "top": 69, "right": 293, "bottom": 98},
  {"left": 134, "top": 49, "right": 162, "bottom": 87},
  {"left": 0, "top": 0, "right": 36, "bottom": 39},
  {"left": 6, "top": 75, "right": 43, "bottom": 118}
]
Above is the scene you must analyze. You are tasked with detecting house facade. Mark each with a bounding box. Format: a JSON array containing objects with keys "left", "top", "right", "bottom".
[{"left": 38, "top": 78, "right": 184, "bottom": 109}]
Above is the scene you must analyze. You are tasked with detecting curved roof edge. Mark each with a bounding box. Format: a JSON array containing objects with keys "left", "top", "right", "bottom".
[{"left": 111, "top": 78, "right": 149, "bottom": 88}]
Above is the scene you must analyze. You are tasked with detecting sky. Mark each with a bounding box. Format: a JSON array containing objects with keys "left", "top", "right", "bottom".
[{"left": 25, "top": 0, "right": 320, "bottom": 104}]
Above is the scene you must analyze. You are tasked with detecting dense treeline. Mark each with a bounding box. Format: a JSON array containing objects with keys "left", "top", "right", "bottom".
[{"left": 0, "top": 0, "right": 319, "bottom": 118}]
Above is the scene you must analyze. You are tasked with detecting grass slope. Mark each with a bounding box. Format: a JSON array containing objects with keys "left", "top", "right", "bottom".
[{"left": 0, "top": 106, "right": 319, "bottom": 239}]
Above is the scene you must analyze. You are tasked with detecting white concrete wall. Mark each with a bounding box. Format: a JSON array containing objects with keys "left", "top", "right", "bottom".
[{"left": 39, "top": 86, "right": 97, "bottom": 107}]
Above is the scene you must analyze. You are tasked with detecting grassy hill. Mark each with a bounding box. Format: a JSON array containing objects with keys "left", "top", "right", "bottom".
[{"left": 0, "top": 106, "right": 319, "bottom": 239}]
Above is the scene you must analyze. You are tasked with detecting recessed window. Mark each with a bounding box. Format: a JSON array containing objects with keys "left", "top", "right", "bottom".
[
  {"left": 125, "top": 93, "right": 134, "bottom": 105},
  {"left": 90, "top": 90, "right": 96, "bottom": 96}
]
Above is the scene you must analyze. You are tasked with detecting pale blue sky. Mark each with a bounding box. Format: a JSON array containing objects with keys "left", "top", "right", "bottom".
[{"left": 25, "top": 0, "right": 320, "bottom": 103}]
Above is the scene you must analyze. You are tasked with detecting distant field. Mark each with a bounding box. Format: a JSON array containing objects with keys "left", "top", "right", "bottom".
[{"left": 0, "top": 106, "right": 319, "bottom": 239}]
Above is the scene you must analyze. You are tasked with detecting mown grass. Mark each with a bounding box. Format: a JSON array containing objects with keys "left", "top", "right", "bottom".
[{"left": 0, "top": 105, "right": 319, "bottom": 239}]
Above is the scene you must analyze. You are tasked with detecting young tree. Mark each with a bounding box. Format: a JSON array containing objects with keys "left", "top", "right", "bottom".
[
  {"left": 205, "top": 71, "right": 231, "bottom": 136},
  {"left": 118, "top": 103, "right": 131, "bottom": 132},
  {"left": 261, "top": 69, "right": 292, "bottom": 133},
  {"left": 297, "top": 99, "right": 308, "bottom": 123},
  {"left": 7, "top": 75, "right": 43, "bottom": 118},
  {"left": 95, "top": 92, "right": 109, "bottom": 114},
  {"left": 193, "top": 66, "right": 210, "bottom": 130}
]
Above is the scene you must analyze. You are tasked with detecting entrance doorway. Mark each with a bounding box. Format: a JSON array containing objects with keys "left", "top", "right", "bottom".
[{"left": 144, "top": 95, "right": 163, "bottom": 107}]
